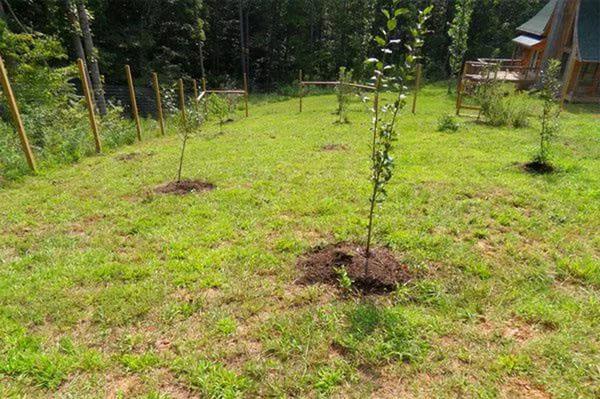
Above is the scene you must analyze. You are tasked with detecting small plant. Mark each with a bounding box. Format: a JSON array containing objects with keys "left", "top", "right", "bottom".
[
  {"left": 335, "top": 67, "right": 353, "bottom": 124},
  {"left": 363, "top": 2, "right": 432, "bottom": 275},
  {"left": 533, "top": 59, "right": 562, "bottom": 168},
  {"left": 335, "top": 266, "right": 353, "bottom": 293},
  {"left": 437, "top": 114, "right": 460, "bottom": 132},
  {"left": 171, "top": 94, "right": 206, "bottom": 183},
  {"left": 207, "top": 94, "right": 229, "bottom": 133}
]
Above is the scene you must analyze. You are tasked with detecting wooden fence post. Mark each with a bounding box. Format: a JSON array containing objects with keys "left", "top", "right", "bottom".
[
  {"left": 193, "top": 79, "right": 199, "bottom": 103},
  {"left": 243, "top": 73, "right": 249, "bottom": 117},
  {"left": 456, "top": 63, "right": 467, "bottom": 116},
  {"left": 299, "top": 70, "right": 303, "bottom": 113},
  {"left": 151, "top": 72, "right": 165, "bottom": 136},
  {"left": 77, "top": 58, "right": 102, "bottom": 153},
  {"left": 0, "top": 55, "right": 36, "bottom": 172},
  {"left": 178, "top": 78, "right": 186, "bottom": 124},
  {"left": 412, "top": 63, "right": 422, "bottom": 115},
  {"left": 125, "top": 65, "right": 142, "bottom": 141}
]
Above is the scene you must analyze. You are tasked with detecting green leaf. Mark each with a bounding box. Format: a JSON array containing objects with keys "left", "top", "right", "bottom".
[
  {"left": 375, "top": 36, "right": 386, "bottom": 47},
  {"left": 387, "top": 19, "right": 397, "bottom": 31}
]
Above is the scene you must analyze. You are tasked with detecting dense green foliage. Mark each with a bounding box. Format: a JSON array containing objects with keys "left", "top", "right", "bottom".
[
  {"left": 447, "top": 0, "right": 473, "bottom": 92},
  {"left": 0, "top": 20, "right": 137, "bottom": 183},
  {"left": 2, "top": 0, "right": 548, "bottom": 88}
]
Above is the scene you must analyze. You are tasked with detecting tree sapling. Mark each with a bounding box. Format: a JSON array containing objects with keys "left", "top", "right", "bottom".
[
  {"left": 363, "top": 2, "right": 432, "bottom": 276},
  {"left": 335, "top": 67, "right": 353, "bottom": 124},
  {"left": 448, "top": 0, "right": 474, "bottom": 94}
]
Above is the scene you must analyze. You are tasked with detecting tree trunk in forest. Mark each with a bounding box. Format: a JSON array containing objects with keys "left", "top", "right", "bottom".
[
  {"left": 238, "top": 0, "right": 247, "bottom": 79},
  {"left": 76, "top": 1, "right": 107, "bottom": 116},
  {"left": 63, "top": 0, "right": 86, "bottom": 62},
  {"left": 0, "top": 1, "right": 5, "bottom": 20},
  {"left": 244, "top": 6, "right": 249, "bottom": 78},
  {"left": 64, "top": 0, "right": 95, "bottom": 104}
]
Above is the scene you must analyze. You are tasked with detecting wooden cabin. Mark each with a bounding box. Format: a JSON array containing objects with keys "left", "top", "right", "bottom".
[
  {"left": 513, "top": 0, "right": 600, "bottom": 103},
  {"left": 458, "top": 0, "right": 599, "bottom": 114}
]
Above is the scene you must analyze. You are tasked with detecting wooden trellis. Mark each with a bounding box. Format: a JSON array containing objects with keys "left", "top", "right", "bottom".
[
  {"left": 197, "top": 73, "right": 250, "bottom": 117},
  {"left": 298, "top": 69, "right": 377, "bottom": 113}
]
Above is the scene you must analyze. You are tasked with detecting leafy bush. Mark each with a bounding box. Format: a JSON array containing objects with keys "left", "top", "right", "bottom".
[
  {"left": 0, "top": 22, "right": 138, "bottom": 183},
  {"left": 207, "top": 94, "right": 229, "bottom": 133},
  {"left": 437, "top": 114, "right": 460, "bottom": 132},
  {"left": 335, "top": 67, "right": 353, "bottom": 124}
]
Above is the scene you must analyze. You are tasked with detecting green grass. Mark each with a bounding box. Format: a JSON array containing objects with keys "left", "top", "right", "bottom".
[{"left": 0, "top": 85, "right": 598, "bottom": 398}]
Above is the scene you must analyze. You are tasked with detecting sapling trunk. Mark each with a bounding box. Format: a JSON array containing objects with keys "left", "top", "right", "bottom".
[
  {"left": 362, "top": 4, "right": 431, "bottom": 277},
  {"left": 177, "top": 134, "right": 188, "bottom": 183}
]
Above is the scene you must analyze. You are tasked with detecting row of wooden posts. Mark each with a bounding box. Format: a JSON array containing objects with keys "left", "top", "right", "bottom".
[
  {"left": 298, "top": 64, "right": 423, "bottom": 114},
  {"left": 0, "top": 55, "right": 249, "bottom": 173}
]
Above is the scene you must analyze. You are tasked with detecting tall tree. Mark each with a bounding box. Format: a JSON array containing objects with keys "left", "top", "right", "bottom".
[
  {"left": 76, "top": 0, "right": 107, "bottom": 116},
  {"left": 447, "top": 0, "right": 473, "bottom": 93}
]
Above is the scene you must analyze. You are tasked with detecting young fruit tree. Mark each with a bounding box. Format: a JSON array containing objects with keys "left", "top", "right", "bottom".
[
  {"left": 171, "top": 80, "right": 206, "bottom": 183},
  {"left": 534, "top": 59, "right": 562, "bottom": 169},
  {"left": 363, "top": 2, "right": 432, "bottom": 275},
  {"left": 335, "top": 67, "right": 353, "bottom": 124},
  {"left": 447, "top": 0, "right": 473, "bottom": 94},
  {"left": 207, "top": 94, "right": 229, "bottom": 133}
]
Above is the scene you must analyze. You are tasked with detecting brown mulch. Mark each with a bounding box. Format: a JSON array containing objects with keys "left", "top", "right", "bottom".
[
  {"left": 297, "top": 243, "right": 411, "bottom": 293},
  {"left": 116, "top": 152, "right": 154, "bottom": 161},
  {"left": 522, "top": 161, "right": 555, "bottom": 174},
  {"left": 321, "top": 144, "right": 349, "bottom": 151},
  {"left": 154, "top": 180, "right": 215, "bottom": 195}
]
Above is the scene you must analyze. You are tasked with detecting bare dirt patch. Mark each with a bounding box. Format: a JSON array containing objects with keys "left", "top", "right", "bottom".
[
  {"left": 321, "top": 143, "right": 349, "bottom": 151},
  {"left": 522, "top": 161, "right": 555, "bottom": 175},
  {"left": 116, "top": 151, "right": 154, "bottom": 162},
  {"left": 155, "top": 180, "right": 215, "bottom": 195},
  {"left": 297, "top": 243, "right": 411, "bottom": 293},
  {"left": 500, "top": 378, "right": 551, "bottom": 399}
]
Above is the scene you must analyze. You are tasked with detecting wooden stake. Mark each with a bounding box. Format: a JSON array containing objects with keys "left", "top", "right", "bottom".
[
  {"left": 0, "top": 55, "right": 36, "bottom": 172},
  {"left": 456, "top": 63, "right": 467, "bottom": 116},
  {"left": 125, "top": 65, "right": 142, "bottom": 141},
  {"left": 178, "top": 78, "right": 186, "bottom": 124},
  {"left": 193, "top": 79, "right": 199, "bottom": 103},
  {"left": 243, "top": 73, "right": 249, "bottom": 117},
  {"left": 77, "top": 58, "right": 102, "bottom": 153},
  {"left": 412, "top": 63, "right": 422, "bottom": 114},
  {"left": 202, "top": 78, "right": 207, "bottom": 92},
  {"left": 299, "top": 70, "right": 303, "bottom": 113},
  {"left": 151, "top": 72, "right": 165, "bottom": 136}
]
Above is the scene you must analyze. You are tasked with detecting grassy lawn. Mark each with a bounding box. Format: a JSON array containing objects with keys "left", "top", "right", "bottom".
[{"left": 0, "top": 85, "right": 598, "bottom": 398}]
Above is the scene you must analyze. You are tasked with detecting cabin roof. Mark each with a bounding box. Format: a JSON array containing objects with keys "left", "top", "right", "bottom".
[
  {"left": 517, "top": 0, "right": 557, "bottom": 36},
  {"left": 577, "top": 0, "right": 600, "bottom": 62}
]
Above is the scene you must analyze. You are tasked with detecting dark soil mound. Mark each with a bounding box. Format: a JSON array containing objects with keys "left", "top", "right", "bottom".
[
  {"left": 116, "top": 152, "right": 154, "bottom": 161},
  {"left": 297, "top": 243, "right": 411, "bottom": 293},
  {"left": 155, "top": 180, "right": 215, "bottom": 195},
  {"left": 322, "top": 144, "right": 349, "bottom": 151},
  {"left": 523, "top": 161, "right": 555, "bottom": 174}
]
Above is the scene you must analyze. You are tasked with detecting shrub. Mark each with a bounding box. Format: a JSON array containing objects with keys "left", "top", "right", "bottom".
[
  {"left": 335, "top": 67, "right": 353, "bottom": 124},
  {"left": 534, "top": 59, "right": 562, "bottom": 167},
  {"left": 437, "top": 114, "right": 460, "bottom": 132},
  {"left": 207, "top": 94, "right": 229, "bottom": 133}
]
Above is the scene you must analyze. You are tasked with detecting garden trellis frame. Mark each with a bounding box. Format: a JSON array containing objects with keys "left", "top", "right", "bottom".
[
  {"left": 298, "top": 69, "right": 376, "bottom": 112},
  {"left": 197, "top": 73, "right": 249, "bottom": 118}
]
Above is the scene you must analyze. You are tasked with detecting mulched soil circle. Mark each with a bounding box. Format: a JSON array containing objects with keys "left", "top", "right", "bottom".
[
  {"left": 297, "top": 243, "right": 411, "bottom": 294},
  {"left": 154, "top": 180, "right": 215, "bottom": 196},
  {"left": 321, "top": 144, "right": 349, "bottom": 151},
  {"left": 522, "top": 161, "right": 555, "bottom": 174}
]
